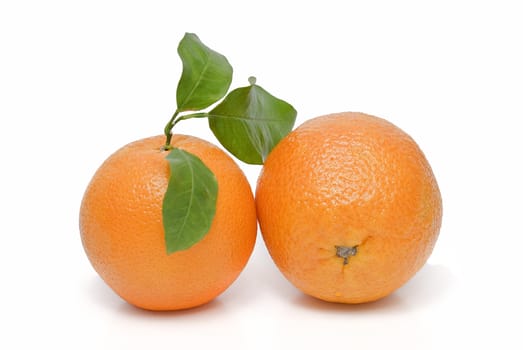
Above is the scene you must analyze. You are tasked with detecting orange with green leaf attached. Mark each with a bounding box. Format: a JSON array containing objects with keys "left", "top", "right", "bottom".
[
  {"left": 256, "top": 112, "right": 442, "bottom": 303},
  {"left": 79, "top": 33, "right": 296, "bottom": 310},
  {"left": 80, "top": 135, "right": 257, "bottom": 310}
]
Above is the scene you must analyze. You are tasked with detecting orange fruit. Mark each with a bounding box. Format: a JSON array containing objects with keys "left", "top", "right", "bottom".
[
  {"left": 80, "top": 135, "right": 257, "bottom": 311},
  {"left": 256, "top": 112, "right": 442, "bottom": 303}
]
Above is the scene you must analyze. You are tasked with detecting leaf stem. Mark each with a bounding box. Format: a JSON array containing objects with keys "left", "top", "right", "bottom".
[{"left": 174, "top": 112, "right": 209, "bottom": 126}]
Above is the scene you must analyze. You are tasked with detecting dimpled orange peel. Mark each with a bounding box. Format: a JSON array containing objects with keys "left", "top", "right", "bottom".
[{"left": 256, "top": 112, "right": 442, "bottom": 303}]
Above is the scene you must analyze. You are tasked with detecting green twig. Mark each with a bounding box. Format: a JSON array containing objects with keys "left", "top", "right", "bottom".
[
  {"left": 163, "top": 111, "right": 209, "bottom": 150},
  {"left": 163, "top": 110, "right": 179, "bottom": 150}
]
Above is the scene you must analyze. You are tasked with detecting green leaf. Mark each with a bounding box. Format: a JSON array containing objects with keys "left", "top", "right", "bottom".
[
  {"left": 162, "top": 148, "right": 218, "bottom": 254},
  {"left": 208, "top": 78, "right": 297, "bottom": 164},
  {"left": 176, "top": 33, "right": 233, "bottom": 112}
]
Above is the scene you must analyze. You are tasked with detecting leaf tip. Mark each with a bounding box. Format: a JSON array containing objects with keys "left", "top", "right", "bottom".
[
  {"left": 248, "top": 76, "right": 257, "bottom": 85},
  {"left": 166, "top": 244, "right": 181, "bottom": 255},
  {"left": 182, "top": 32, "right": 197, "bottom": 40}
]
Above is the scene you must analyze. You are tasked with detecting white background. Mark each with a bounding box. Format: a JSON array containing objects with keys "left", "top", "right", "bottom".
[{"left": 1, "top": 0, "right": 522, "bottom": 349}]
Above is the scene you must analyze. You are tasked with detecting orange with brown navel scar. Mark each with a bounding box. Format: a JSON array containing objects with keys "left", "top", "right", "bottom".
[{"left": 256, "top": 112, "right": 442, "bottom": 303}]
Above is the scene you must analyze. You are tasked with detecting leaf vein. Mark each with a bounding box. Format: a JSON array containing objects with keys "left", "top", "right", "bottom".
[{"left": 179, "top": 51, "right": 212, "bottom": 110}]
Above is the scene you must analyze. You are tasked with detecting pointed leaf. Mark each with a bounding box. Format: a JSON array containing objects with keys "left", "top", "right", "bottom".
[
  {"left": 176, "top": 33, "right": 233, "bottom": 112},
  {"left": 162, "top": 148, "right": 218, "bottom": 254},
  {"left": 208, "top": 80, "right": 297, "bottom": 164}
]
